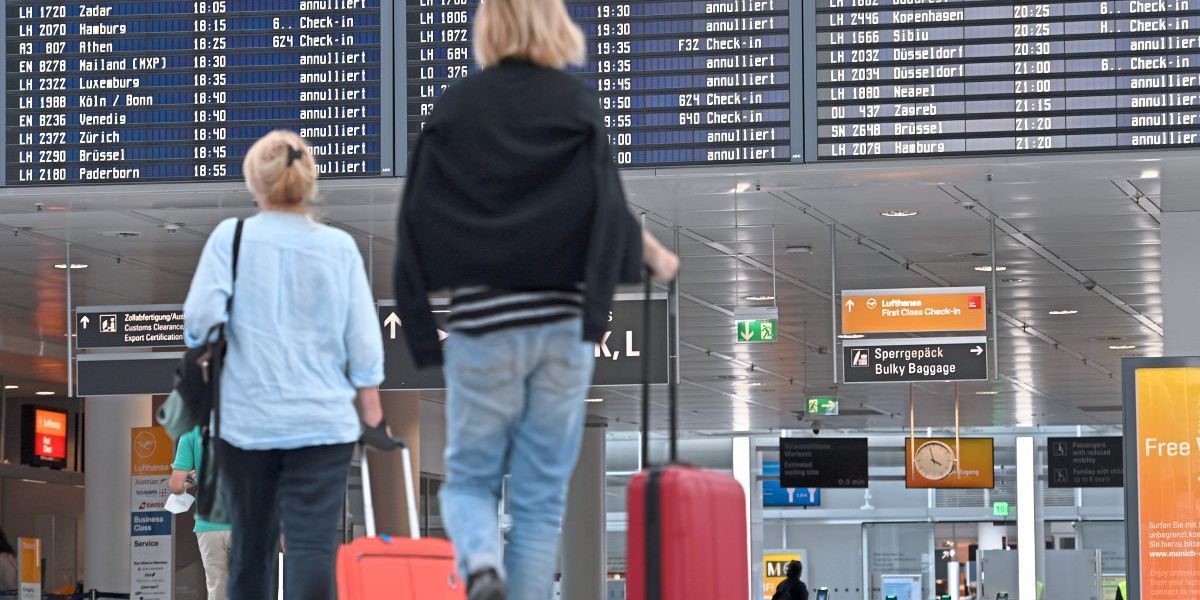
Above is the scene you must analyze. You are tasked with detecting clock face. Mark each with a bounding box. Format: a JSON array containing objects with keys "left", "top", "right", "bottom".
[{"left": 913, "top": 441, "right": 956, "bottom": 481}]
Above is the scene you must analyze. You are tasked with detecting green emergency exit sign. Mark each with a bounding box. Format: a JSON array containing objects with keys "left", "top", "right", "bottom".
[
  {"left": 993, "top": 501, "right": 1010, "bottom": 517},
  {"left": 807, "top": 396, "right": 839, "bottom": 416},
  {"left": 736, "top": 319, "right": 777, "bottom": 343}
]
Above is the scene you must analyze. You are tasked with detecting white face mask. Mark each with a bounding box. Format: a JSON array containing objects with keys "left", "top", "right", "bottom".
[{"left": 164, "top": 493, "right": 195, "bottom": 515}]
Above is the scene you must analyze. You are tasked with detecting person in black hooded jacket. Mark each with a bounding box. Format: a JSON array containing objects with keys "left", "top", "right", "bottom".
[
  {"left": 393, "top": 0, "right": 678, "bottom": 598},
  {"left": 774, "top": 561, "right": 810, "bottom": 600}
]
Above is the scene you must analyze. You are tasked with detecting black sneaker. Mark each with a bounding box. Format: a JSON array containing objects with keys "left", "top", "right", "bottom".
[{"left": 467, "top": 568, "right": 506, "bottom": 600}]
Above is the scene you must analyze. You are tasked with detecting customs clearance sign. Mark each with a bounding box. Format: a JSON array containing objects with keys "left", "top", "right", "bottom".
[
  {"left": 76, "top": 305, "right": 185, "bottom": 349},
  {"left": 130, "top": 427, "right": 174, "bottom": 599}
]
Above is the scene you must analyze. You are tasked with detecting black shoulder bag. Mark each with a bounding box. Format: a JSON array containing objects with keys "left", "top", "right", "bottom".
[{"left": 175, "top": 219, "right": 243, "bottom": 522}]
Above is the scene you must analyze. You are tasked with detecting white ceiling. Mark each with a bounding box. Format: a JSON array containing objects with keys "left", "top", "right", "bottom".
[{"left": 0, "top": 150, "right": 1174, "bottom": 434}]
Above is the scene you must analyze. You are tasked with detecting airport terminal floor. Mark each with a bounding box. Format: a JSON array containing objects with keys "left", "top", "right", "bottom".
[{"left": 3, "top": 1, "right": 1200, "bottom": 599}]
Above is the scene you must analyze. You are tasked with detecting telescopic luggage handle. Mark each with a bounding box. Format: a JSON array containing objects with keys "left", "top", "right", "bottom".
[
  {"left": 358, "top": 436, "right": 421, "bottom": 540},
  {"left": 640, "top": 272, "right": 678, "bottom": 468}
]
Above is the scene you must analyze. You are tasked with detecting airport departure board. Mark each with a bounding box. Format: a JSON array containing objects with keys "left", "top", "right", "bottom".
[
  {"left": 817, "top": 1, "right": 1200, "bottom": 159},
  {"left": 406, "top": 0, "right": 795, "bottom": 167},
  {"left": 11, "top": 1, "right": 1200, "bottom": 186},
  {"left": 5, "top": 0, "right": 390, "bottom": 185}
]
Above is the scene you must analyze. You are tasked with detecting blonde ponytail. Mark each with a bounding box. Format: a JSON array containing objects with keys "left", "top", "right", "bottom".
[{"left": 243, "top": 130, "right": 319, "bottom": 208}]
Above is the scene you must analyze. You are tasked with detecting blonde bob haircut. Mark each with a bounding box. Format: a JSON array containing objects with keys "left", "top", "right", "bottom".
[
  {"left": 243, "top": 130, "right": 319, "bottom": 208},
  {"left": 473, "top": 0, "right": 585, "bottom": 69}
]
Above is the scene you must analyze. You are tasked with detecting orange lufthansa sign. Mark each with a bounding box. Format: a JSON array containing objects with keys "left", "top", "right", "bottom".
[
  {"left": 905, "top": 437, "right": 995, "bottom": 489},
  {"left": 841, "top": 287, "right": 987, "bottom": 335},
  {"left": 35, "top": 409, "right": 66, "bottom": 436},
  {"left": 130, "top": 427, "right": 174, "bottom": 478}
]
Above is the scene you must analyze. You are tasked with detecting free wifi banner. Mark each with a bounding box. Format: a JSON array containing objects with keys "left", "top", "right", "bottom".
[{"left": 1127, "top": 362, "right": 1200, "bottom": 600}]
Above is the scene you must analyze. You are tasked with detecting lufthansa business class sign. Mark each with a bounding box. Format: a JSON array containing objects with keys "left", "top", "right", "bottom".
[{"left": 842, "top": 337, "right": 988, "bottom": 384}]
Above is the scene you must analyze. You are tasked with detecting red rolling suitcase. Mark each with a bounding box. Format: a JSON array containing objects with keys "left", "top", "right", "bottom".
[
  {"left": 337, "top": 439, "right": 466, "bottom": 600},
  {"left": 626, "top": 278, "right": 750, "bottom": 600}
]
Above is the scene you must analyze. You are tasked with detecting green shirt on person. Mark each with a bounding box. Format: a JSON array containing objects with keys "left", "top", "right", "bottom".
[{"left": 172, "top": 427, "right": 231, "bottom": 534}]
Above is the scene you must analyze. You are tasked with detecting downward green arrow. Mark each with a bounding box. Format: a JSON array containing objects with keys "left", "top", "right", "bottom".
[{"left": 739, "top": 322, "right": 754, "bottom": 341}]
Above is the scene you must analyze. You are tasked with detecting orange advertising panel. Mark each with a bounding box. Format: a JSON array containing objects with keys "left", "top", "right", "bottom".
[
  {"left": 18, "top": 537, "right": 40, "bottom": 584},
  {"left": 905, "top": 437, "right": 995, "bottom": 489},
  {"left": 1132, "top": 366, "right": 1200, "bottom": 600},
  {"left": 842, "top": 287, "right": 987, "bottom": 335}
]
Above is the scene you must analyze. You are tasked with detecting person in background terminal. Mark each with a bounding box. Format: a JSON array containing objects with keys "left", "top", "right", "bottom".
[
  {"left": 0, "top": 529, "right": 16, "bottom": 591},
  {"left": 170, "top": 426, "right": 232, "bottom": 600},
  {"left": 183, "top": 130, "right": 385, "bottom": 600},
  {"left": 394, "top": 0, "right": 679, "bottom": 598},
  {"left": 773, "top": 561, "right": 809, "bottom": 600}
]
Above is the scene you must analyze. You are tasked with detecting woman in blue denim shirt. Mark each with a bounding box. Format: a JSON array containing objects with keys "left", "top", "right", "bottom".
[{"left": 184, "top": 130, "right": 385, "bottom": 600}]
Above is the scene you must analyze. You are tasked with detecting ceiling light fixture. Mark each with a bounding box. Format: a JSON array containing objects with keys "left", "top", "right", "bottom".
[
  {"left": 1002, "top": 277, "right": 1025, "bottom": 283},
  {"left": 975, "top": 265, "right": 1008, "bottom": 273},
  {"left": 1109, "top": 344, "right": 1138, "bottom": 351},
  {"left": 744, "top": 295, "right": 775, "bottom": 302},
  {"left": 53, "top": 263, "right": 88, "bottom": 270},
  {"left": 785, "top": 245, "right": 813, "bottom": 254},
  {"left": 839, "top": 334, "right": 865, "bottom": 340},
  {"left": 976, "top": 391, "right": 999, "bottom": 396},
  {"left": 881, "top": 209, "right": 919, "bottom": 218},
  {"left": 1048, "top": 310, "right": 1079, "bottom": 316},
  {"left": 4, "top": 385, "right": 17, "bottom": 390},
  {"left": 586, "top": 398, "right": 604, "bottom": 403},
  {"left": 747, "top": 382, "right": 763, "bottom": 387},
  {"left": 35, "top": 391, "right": 54, "bottom": 396}
]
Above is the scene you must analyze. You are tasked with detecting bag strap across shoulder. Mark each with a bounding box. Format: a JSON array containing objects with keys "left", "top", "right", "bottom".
[
  {"left": 213, "top": 218, "right": 243, "bottom": 453},
  {"left": 226, "top": 219, "right": 245, "bottom": 315}
]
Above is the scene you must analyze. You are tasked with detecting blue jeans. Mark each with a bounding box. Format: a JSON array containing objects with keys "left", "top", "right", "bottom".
[{"left": 439, "top": 318, "right": 595, "bottom": 600}]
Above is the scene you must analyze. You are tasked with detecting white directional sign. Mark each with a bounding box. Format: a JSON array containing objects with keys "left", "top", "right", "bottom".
[{"left": 843, "top": 336, "right": 989, "bottom": 384}]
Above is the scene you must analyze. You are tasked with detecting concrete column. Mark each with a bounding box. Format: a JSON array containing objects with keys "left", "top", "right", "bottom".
[
  {"left": 561, "top": 417, "right": 607, "bottom": 599},
  {"left": 1162, "top": 161, "right": 1200, "bottom": 356},
  {"left": 978, "top": 523, "right": 1006, "bottom": 551},
  {"left": 369, "top": 391, "right": 421, "bottom": 537},
  {"left": 1162, "top": 211, "right": 1200, "bottom": 355},
  {"left": 84, "top": 395, "right": 152, "bottom": 593}
]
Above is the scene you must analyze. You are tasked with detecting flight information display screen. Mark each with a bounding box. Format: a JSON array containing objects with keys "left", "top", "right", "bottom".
[
  {"left": 406, "top": 0, "right": 795, "bottom": 168},
  {"left": 11, "top": 1, "right": 1200, "bottom": 186},
  {"left": 816, "top": 0, "right": 1200, "bottom": 159},
  {"left": 5, "top": 0, "right": 391, "bottom": 185}
]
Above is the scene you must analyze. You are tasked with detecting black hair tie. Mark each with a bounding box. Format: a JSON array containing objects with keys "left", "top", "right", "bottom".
[{"left": 286, "top": 145, "right": 304, "bottom": 166}]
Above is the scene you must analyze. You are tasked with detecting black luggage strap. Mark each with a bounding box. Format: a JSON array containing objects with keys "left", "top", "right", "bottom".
[{"left": 641, "top": 271, "right": 677, "bottom": 600}]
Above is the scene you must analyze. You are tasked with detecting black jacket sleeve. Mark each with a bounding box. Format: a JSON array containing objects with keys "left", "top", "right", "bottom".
[
  {"left": 394, "top": 132, "right": 444, "bottom": 368},
  {"left": 581, "top": 100, "right": 642, "bottom": 345},
  {"left": 795, "top": 582, "right": 809, "bottom": 600}
]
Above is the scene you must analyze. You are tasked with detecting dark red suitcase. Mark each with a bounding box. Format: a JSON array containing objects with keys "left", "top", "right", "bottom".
[{"left": 626, "top": 278, "right": 750, "bottom": 600}]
